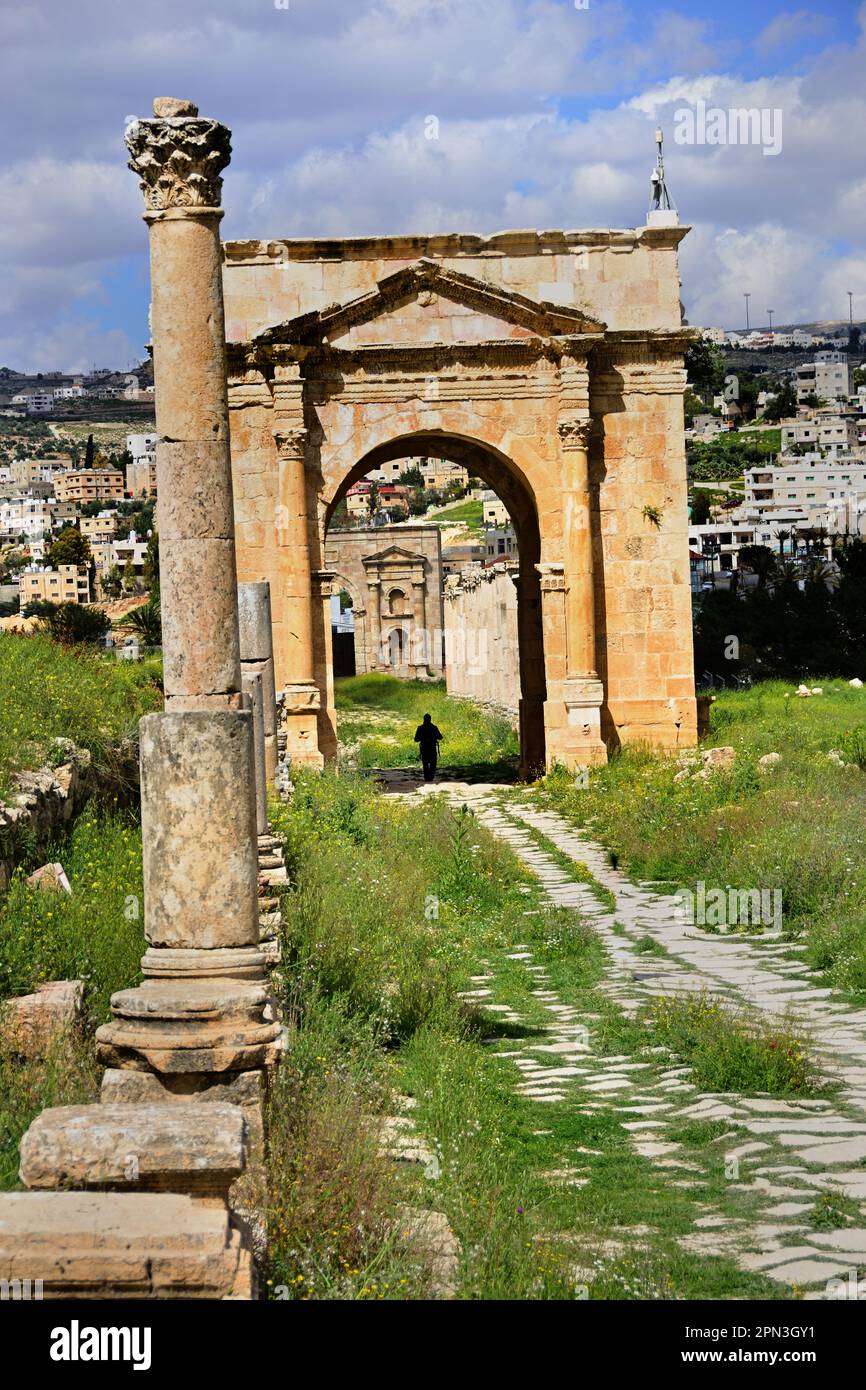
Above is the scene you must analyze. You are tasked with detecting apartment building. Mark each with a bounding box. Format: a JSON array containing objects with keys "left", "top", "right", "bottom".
[
  {"left": 781, "top": 416, "right": 862, "bottom": 454},
  {"left": 481, "top": 490, "right": 510, "bottom": 527},
  {"left": 54, "top": 468, "right": 124, "bottom": 505},
  {"left": 0, "top": 496, "right": 54, "bottom": 543},
  {"left": 795, "top": 352, "right": 851, "bottom": 405},
  {"left": 485, "top": 525, "right": 518, "bottom": 560},
  {"left": 126, "top": 458, "right": 158, "bottom": 497},
  {"left": 80, "top": 510, "right": 120, "bottom": 543},
  {"left": 19, "top": 563, "right": 91, "bottom": 606}
]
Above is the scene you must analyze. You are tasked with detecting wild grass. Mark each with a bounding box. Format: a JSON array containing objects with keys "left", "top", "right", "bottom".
[
  {"left": 533, "top": 679, "right": 866, "bottom": 996},
  {"left": 0, "top": 1030, "right": 100, "bottom": 1190},
  {"left": 266, "top": 771, "right": 785, "bottom": 1300},
  {"left": 0, "top": 806, "right": 144, "bottom": 1024},
  {"left": 0, "top": 632, "right": 162, "bottom": 794},
  {"left": 644, "top": 993, "right": 824, "bottom": 1095},
  {"left": 335, "top": 673, "right": 519, "bottom": 778}
]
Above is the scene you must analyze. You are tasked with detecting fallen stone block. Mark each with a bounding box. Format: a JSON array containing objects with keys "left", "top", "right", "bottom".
[
  {"left": 26, "top": 862, "right": 72, "bottom": 895},
  {"left": 0, "top": 1191, "right": 254, "bottom": 1298},
  {"left": 2, "top": 980, "right": 83, "bottom": 1058},
  {"left": 19, "top": 1103, "right": 247, "bottom": 1200}
]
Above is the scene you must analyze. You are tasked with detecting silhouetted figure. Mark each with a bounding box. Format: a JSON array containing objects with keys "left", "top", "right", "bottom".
[{"left": 414, "top": 712, "right": 443, "bottom": 782}]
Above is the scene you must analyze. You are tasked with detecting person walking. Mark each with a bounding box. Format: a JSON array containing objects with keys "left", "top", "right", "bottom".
[{"left": 414, "top": 712, "right": 444, "bottom": 782}]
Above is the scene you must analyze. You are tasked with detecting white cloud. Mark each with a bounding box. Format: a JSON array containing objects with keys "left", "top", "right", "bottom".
[{"left": 1, "top": 0, "right": 865, "bottom": 367}]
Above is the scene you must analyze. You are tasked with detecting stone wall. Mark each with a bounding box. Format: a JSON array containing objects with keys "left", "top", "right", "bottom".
[{"left": 443, "top": 561, "right": 519, "bottom": 715}]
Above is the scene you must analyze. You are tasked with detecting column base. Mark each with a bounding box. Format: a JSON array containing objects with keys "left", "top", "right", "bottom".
[
  {"left": 281, "top": 682, "right": 324, "bottom": 768},
  {"left": 141, "top": 945, "right": 267, "bottom": 981},
  {"left": 95, "top": 978, "right": 283, "bottom": 1075},
  {"left": 545, "top": 675, "right": 608, "bottom": 770}
]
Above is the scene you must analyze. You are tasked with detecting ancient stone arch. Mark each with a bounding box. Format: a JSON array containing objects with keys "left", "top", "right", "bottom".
[{"left": 225, "top": 228, "right": 698, "bottom": 773}]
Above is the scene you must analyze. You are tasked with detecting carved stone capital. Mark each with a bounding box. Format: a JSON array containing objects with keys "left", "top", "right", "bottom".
[
  {"left": 125, "top": 105, "right": 231, "bottom": 213},
  {"left": 272, "top": 427, "right": 307, "bottom": 462},
  {"left": 536, "top": 562, "right": 566, "bottom": 594},
  {"left": 311, "top": 569, "right": 336, "bottom": 599},
  {"left": 557, "top": 416, "right": 593, "bottom": 451}
]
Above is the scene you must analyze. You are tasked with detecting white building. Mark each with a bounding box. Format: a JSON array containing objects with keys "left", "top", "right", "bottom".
[{"left": 0, "top": 496, "right": 55, "bottom": 543}]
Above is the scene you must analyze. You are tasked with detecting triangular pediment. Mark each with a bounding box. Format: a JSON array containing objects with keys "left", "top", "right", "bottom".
[
  {"left": 362, "top": 543, "right": 427, "bottom": 566},
  {"left": 254, "top": 260, "right": 606, "bottom": 350}
]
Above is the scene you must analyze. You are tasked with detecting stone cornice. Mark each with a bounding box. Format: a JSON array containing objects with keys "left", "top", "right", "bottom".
[
  {"left": 223, "top": 225, "right": 690, "bottom": 266},
  {"left": 126, "top": 114, "right": 231, "bottom": 213}
]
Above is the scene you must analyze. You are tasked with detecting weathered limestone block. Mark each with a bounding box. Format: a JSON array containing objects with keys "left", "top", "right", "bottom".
[
  {"left": 138, "top": 710, "right": 260, "bottom": 958},
  {"left": 19, "top": 1103, "right": 246, "bottom": 1200},
  {"left": 0, "top": 1191, "right": 254, "bottom": 1298},
  {"left": 238, "top": 582, "right": 278, "bottom": 781},
  {"left": 242, "top": 670, "right": 268, "bottom": 837},
  {"left": 2, "top": 980, "right": 83, "bottom": 1058},
  {"left": 101, "top": 1067, "right": 266, "bottom": 1160}
]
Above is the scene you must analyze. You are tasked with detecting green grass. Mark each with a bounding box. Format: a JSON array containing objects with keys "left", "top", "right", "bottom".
[
  {"left": 532, "top": 679, "right": 866, "bottom": 996},
  {"left": 0, "top": 1032, "right": 100, "bottom": 1191},
  {"left": 0, "top": 632, "right": 162, "bottom": 794},
  {"left": 0, "top": 805, "right": 144, "bottom": 1023},
  {"left": 424, "top": 497, "right": 484, "bottom": 534},
  {"left": 335, "top": 673, "right": 519, "bottom": 778}
]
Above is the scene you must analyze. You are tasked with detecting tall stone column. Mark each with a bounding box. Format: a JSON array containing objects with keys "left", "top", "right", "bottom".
[
  {"left": 274, "top": 427, "right": 323, "bottom": 767},
  {"left": 97, "top": 98, "right": 279, "bottom": 1091},
  {"left": 238, "top": 581, "right": 278, "bottom": 782},
  {"left": 557, "top": 414, "right": 607, "bottom": 766}
]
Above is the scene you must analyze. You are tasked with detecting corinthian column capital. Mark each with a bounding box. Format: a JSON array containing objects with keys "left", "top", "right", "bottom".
[
  {"left": 557, "top": 416, "right": 593, "bottom": 451},
  {"left": 273, "top": 426, "right": 307, "bottom": 462},
  {"left": 125, "top": 99, "right": 232, "bottom": 213}
]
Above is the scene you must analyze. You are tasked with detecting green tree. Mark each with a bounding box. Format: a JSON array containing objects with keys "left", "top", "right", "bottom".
[
  {"left": 101, "top": 564, "right": 123, "bottom": 600},
  {"left": 685, "top": 339, "right": 726, "bottom": 397},
  {"left": 761, "top": 380, "right": 796, "bottom": 422},
  {"left": 690, "top": 490, "right": 713, "bottom": 525},
  {"left": 118, "top": 595, "right": 161, "bottom": 646},
  {"left": 49, "top": 525, "right": 91, "bottom": 569},
  {"left": 738, "top": 544, "right": 777, "bottom": 589},
  {"left": 121, "top": 558, "right": 137, "bottom": 593}
]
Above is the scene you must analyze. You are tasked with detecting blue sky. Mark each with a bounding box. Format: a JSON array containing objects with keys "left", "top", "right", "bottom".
[{"left": 0, "top": 0, "right": 862, "bottom": 371}]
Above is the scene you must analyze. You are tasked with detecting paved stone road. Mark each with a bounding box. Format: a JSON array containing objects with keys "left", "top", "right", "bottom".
[{"left": 387, "top": 775, "right": 866, "bottom": 1298}]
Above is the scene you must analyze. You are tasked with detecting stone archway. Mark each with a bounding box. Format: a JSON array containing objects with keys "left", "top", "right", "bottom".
[
  {"left": 226, "top": 233, "right": 699, "bottom": 772},
  {"left": 325, "top": 430, "right": 547, "bottom": 776},
  {"left": 321, "top": 430, "right": 548, "bottom": 776}
]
